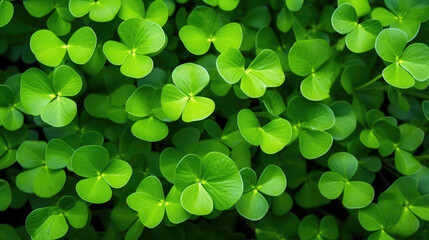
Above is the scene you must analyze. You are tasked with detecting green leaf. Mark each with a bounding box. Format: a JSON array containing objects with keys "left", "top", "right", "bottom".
[
  {"left": 409, "top": 195, "right": 429, "bottom": 221},
  {"left": 104, "top": 18, "right": 165, "bottom": 78},
  {"left": 26, "top": 207, "right": 68, "bottom": 240},
  {"left": 288, "top": 97, "right": 335, "bottom": 130},
  {"left": 30, "top": 29, "right": 66, "bottom": 67},
  {"left": 371, "top": 8, "right": 396, "bottom": 26},
  {"left": 173, "top": 63, "right": 210, "bottom": 96},
  {"left": 319, "top": 172, "right": 346, "bottom": 200},
  {"left": 76, "top": 177, "right": 112, "bottom": 204},
  {"left": 235, "top": 190, "right": 269, "bottom": 221},
  {"left": 118, "top": 0, "right": 144, "bottom": 20},
  {"left": 375, "top": 28, "right": 408, "bottom": 63},
  {"left": 382, "top": 63, "right": 415, "bottom": 89},
  {"left": 131, "top": 117, "right": 169, "bottom": 142},
  {"left": 343, "top": 181, "right": 374, "bottom": 209},
  {"left": 33, "top": 167, "right": 66, "bottom": 198},
  {"left": 165, "top": 186, "right": 191, "bottom": 224},
  {"left": 338, "top": 0, "right": 370, "bottom": 17},
  {"left": 328, "top": 152, "right": 358, "bottom": 179},
  {"left": 179, "top": 25, "right": 211, "bottom": 55},
  {"left": 286, "top": 0, "right": 303, "bottom": 12},
  {"left": 216, "top": 47, "right": 245, "bottom": 84},
  {"left": 240, "top": 49, "right": 285, "bottom": 98},
  {"left": 0, "top": 0, "right": 13, "bottom": 28},
  {"left": 71, "top": 145, "right": 109, "bottom": 178},
  {"left": 358, "top": 203, "right": 384, "bottom": 231},
  {"left": 200, "top": 152, "right": 243, "bottom": 210},
  {"left": 103, "top": 41, "right": 131, "bottom": 65},
  {"left": 0, "top": 179, "right": 11, "bottom": 211},
  {"left": 52, "top": 65, "right": 82, "bottom": 97},
  {"left": 145, "top": 0, "right": 169, "bottom": 26},
  {"left": 162, "top": 63, "right": 214, "bottom": 122},
  {"left": 127, "top": 176, "right": 165, "bottom": 228},
  {"left": 160, "top": 84, "right": 188, "bottom": 121},
  {"left": 182, "top": 96, "right": 215, "bottom": 123},
  {"left": 102, "top": 159, "right": 133, "bottom": 188},
  {"left": 67, "top": 27, "right": 97, "bottom": 65},
  {"left": 64, "top": 201, "right": 89, "bottom": 229},
  {"left": 345, "top": 19, "right": 382, "bottom": 53},
  {"left": 260, "top": 118, "right": 292, "bottom": 154},
  {"left": 257, "top": 164, "right": 287, "bottom": 196},
  {"left": 394, "top": 148, "right": 421, "bottom": 176},
  {"left": 69, "top": 0, "right": 121, "bottom": 22},
  {"left": 289, "top": 39, "right": 331, "bottom": 76},
  {"left": 298, "top": 215, "right": 320, "bottom": 240},
  {"left": 331, "top": 3, "right": 358, "bottom": 34},
  {"left": 298, "top": 129, "right": 333, "bottom": 159},
  {"left": 237, "top": 109, "right": 261, "bottom": 146},
  {"left": 212, "top": 23, "right": 243, "bottom": 53},
  {"left": 399, "top": 43, "right": 429, "bottom": 81},
  {"left": 17, "top": 140, "right": 45, "bottom": 168},
  {"left": 174, "top": 154, "right": 202, "bottom": 191},
  {"left": 40, "top": 97, "right": 77, "bottom": 127},
  {"left": 327, "top": 101, "right": 356, "bottom": 140},
  {"left": 181, "top": 182, "right": 214, "bottom": 215}
]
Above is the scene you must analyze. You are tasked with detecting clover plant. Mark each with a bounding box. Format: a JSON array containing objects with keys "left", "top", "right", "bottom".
[{"left": 1, "top": 0, "right": 429, "bottom": 239}]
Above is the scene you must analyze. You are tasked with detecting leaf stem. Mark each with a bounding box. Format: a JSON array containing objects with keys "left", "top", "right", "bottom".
[{"left": 354, "top": 73, "right": 383, "bottom": 91}]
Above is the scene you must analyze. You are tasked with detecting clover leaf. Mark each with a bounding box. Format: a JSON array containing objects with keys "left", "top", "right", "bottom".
[
  {"left": 21, "top": 65, "right": 82, "bottom": 127},
  {"left": 30, "top": 26, "right": 97, "bottom": 67},
  {"left": 16, "top": 141, "right": 66, "bottom": 198},
  {"left": 25, "top": 195, "right": 89, "bottom": 240},
  {"left": 358, "top": 203, "right": 395, "bottom": 240},
  {"left": 0, "top": 0, "right": 13, "bottom": 28},
  {"left": 0, "top": 179, "right": 11, "bottom": 211},
  {"left": 319, "top": 152, "right": 375, "bottom": 209},
  {"left": 118, "top": 0, "right": 168, "bottom": 26},
  {"left": 0, "top": 127, "right": 27, "bottom": 170},
  {"left": 161, "top": 63, "right": 215, "bottom": 122},
  {"left": 179, "top": 6, "right": 242, "bottom": 55},
  {"left": 235, "top": 165, "right": 286, "bottom": 220},
  {"left": 0, "top": 84, "right": 23, "bottom": 131},
  {"left": 103, "top": 18, "right": 165, "bottom": 78},
  {"left": 288, "top": 39, "right": 338, "bottom": 100},
  {"left": 338, "top": 0, "right": 371, "bottom": 17},
  {"left": 375, "top": 28, "right": 429, "bottom": 88},
  {"left": 332, "top": 4, "right": 382, "bottom": 53},
  {"left": 326, "top": 101, "right": 356, "bottom": 141},
  {"left": 369, "top": 119, "right": 424, "bottom": 175},
  {"left": 298, "top": 215, "right": 339, "bottom": 240},
  {"left": 377, "top": 177, "right": 429, "bottom": 237},
  {"left": 286, "top": 0, "right": 303, "bottom": 12},
  {"left": 216, "top": 48, "right": 285, "bottom": 98},
  {"left": 237, "top": 109, "right": 292, "bottom": 154},
  {"left": 174, "top": 152, "right": 243, "bottom": 215},
  {"left": 371, "top": 0, "right": 429, "bottom": 41},
  {"left": 23, "top": 0, "right": 75, "bottom": 36},
  {"left": 203, "top": 0, "right": 240, "bottom": 11},
  {"left": 71, "top": 145, "right": 132, "bottom": 203},
  {"left": 127, "top": 176, "right": 191, "bottom": 228},
  {"left": 159, "top": 127, "right": 230, "bottom": 183},
  {"left": 255, "top": 213, "right": 300, "bottom": 240},
  {"left": 125, "top": 85, "right": 169, "bottom": 142},
  {"left": 287, "top": 97, "right": 335, "bottom": 159},
  {"left": 69, "top": 0, "right": 121, "bottom": 22},
  {"left": 85, "top": 84, "right": 136, "bottom": 124}
]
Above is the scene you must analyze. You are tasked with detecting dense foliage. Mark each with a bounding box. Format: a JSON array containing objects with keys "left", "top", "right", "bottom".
[{"left": 0, "top": 0, "right": 429, "bottom": 239}]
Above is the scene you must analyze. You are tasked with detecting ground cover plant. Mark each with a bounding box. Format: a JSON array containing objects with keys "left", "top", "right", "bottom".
[{"left": 1, "top": 0, "right": 429, "bottom": 239}]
